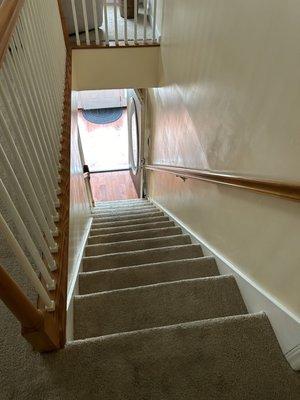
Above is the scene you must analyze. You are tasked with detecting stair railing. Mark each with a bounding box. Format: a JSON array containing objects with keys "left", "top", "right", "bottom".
[
  {"left": 64, "top": 0, "right": 160, "bottom": 47},
  {"left": 0, "top": 0, "right": 71, "bottom": 351},
  {"left": 145, "top": 165, "right": 300, "bottom": 202}
]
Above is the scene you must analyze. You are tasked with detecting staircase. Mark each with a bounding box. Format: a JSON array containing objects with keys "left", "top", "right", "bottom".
[{"left": 62, "top": 198, "right": 299, "bottom": 399}]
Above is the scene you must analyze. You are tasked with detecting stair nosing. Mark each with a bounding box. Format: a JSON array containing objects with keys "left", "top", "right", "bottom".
[
  {"left": 89, "top": 225, "right": 178, "bottom": 238},
  {"left": 79, "top": 256, "right": 216, "bottom": 277},
  {"left": 70, "top": 312, "right": 263, "bottom": 344},
  {"left": 83, "top": 243, "right": 202, "bottom": 261},
  {"left": 92, "top": 211, "right": 159, "bottom": 219},
  {"left": 75, "top": 274, "right": 235, "bottom": 299},
  {"left": 85, "top": 234, "right": 190, "bottom": 249},
  {"left": 92, "top": 216, "right": 168, "bottom": 227}
]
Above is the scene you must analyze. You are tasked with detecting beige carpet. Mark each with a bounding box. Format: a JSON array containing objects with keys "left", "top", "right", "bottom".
[{"left": 1, "top": 198, "right": 300, "bottom": 399}]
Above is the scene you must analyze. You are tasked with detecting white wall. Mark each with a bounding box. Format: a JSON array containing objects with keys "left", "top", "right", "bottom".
[
  {"left": 147, "top": 0, "right": 300, "bottom": 319},
  {"left": 72, "top": 47, "right": 161, "bottom": 90}
]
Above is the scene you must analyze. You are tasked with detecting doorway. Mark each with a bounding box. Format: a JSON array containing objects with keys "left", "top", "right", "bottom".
[{"left": 78, "top": 89, "right": 143, "bottom": 203}]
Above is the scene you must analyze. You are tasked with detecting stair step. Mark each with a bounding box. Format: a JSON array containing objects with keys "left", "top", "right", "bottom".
[
  {"left": 88, "top": 226, "right": 182, "bottom": 245},
  {"left": 92, "top": 210, "right": 164, "bottom": 224},
  {"left": 94, "top": 198, "right": 149, "bottom": 206},
  {"left": 92, "top": 206, "right": 158, "bottom": 217},
  {"left": 89, "top": 221, "right": 175, "bottom": 236},
  {"left": 83, "top": 244, "right": 203, "bottom": 272},
  {"left": 79, "top": 257, "right": 219, "bottom": 294},
  {"left": 92, "top": 215, "right": 169, "bottom": 229},
  {"left": 74, "top": 275, "right": 247, "bottom": 339},
  {"left": 93, "top": 200, "right": 151, "bottom": 210},
  {"left": 85, "top": 234, "right": 191, "bottom": 256},
  {"left": 66, "top": 314, "right": 295, "bottom": 399},
  {"left": 92, "top": 204, "right": 156, "bottom": 215}
]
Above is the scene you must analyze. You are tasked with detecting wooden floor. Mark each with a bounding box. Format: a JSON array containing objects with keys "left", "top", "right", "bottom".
[
  {"left": 90, "top": 171, "right": 138, "bottom": 202},
  {"left": 78, "top": 109, "right": 129, "bottom": 172}
]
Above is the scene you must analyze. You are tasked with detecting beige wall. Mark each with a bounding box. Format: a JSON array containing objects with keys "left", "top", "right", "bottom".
[
  {"left": 68, "top": 91, "right": 91, "bottom": 293},
  {"left": 147, "top": 0, "right": 300, "bottom": 317},
  {"left": 72, "top": 47, "right": 161, "bottom": 91}
]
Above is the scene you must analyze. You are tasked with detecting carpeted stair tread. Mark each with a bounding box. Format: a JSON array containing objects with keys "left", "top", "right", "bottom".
[
  {"left": 92, "top": 210, "right": 164, "bottom": 224},
  {"left": 74, "top": 275, "right": 247, "bottom": 339},
  {"left": 92, "top": 206, "right": 158, "bottom": 217},
  {"left": 85, "top": 234, "right": 191, "bottom": 256},
  {"left": 61, "top": 200, "right": 300, "bottom": 399},
  {"left": 92, "top": 215, "right": 169, "bottom": 229},
  {"left": 93, "top": 200, "right": 151, "bottom": 210},
  {"left": 94, "top": 199, "right": 149, "bottom": 206},
  {"left": 93, "top": 206, "right": 155, "bottom": 215},
  {"left": 83, "top": 244, "right": 204, "bottom": 271},
  {"left": 79, "top": 257, "right": 218, "bottom": 294},
  {"left": 88, "top": 226, "right": 182, "bottom": 244},
  {"left": 46, "top": 314, "right": 299, "bottom": 400},
  {"left": 93, "top": 204, "right": 155, "bottom": 214},
  {"left": 89, "top": 220, "right": 175, "bottom": 236}
]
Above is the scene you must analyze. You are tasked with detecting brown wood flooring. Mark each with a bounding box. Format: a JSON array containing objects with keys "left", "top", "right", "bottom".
[{"left": 90, "top": 171, "right": 138, "bottom": 202}]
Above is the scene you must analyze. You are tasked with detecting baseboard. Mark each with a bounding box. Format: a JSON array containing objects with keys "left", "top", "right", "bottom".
[
  {"left": 66, "top": 217, "right": 92, "bottom": 341},
  {"left": 149, "top": 197, "right": 300, "bottom": 370}
]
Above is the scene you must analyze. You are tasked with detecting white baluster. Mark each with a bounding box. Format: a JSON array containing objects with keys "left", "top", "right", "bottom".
[
  {"left": 82, "top": 0, "right": 90, "bottom": 45},
  {"left": 0, "top": 180, "right": 56, "bottom": 292},
  {"left": 104, "top": 1, "right": 109, "bottom": 46},
  {"left": 143, "top": 0, "right": 147, "bottom": 44},
  {"left": 0, "top": 105, "right": 58, "bottom": 251},
  {"left": 1, "top": 64, "right": 60, "bottom": 221},
  {"left": 114, "top": 0, "right": 119, "bottom": 45},
  {"left": 124, "top": 0, "right": 128, "bottom": 45},
  {"left": 92, "top": 0, "right": 100, "bottom": 45},
  {"left": 0, "top": 139, "right": 56, "bottom": 272},
  {"left": 20, "top": 7, "right": 62, "bottom": 172},
  {"left": 5, "top": 47, "right": 60, "bottom": 201},
  {"left": 152, "top": 0, "right": 157, "bottom": 43},
  {"left": 71, "top": 0, "right": 81, "bottom": 46},
  {"left": 134, "top": 0, "right": 138, "bottom": 44}
]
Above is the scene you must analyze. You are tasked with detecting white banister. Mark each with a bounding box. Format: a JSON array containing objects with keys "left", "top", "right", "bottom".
[
  {"left": 0, "top": 179, "right": 56, "bottom": 292},
  {"left": 4, "top": 49, "right": 60, "bottom": 214},
  {"left": 143, "top": 0, "right": 147, "bottom": 43},
  {"left": 63, "top": 0, "right": 161, "bottom": 47},
  {"left": 92, "top": 0, "right": 100, "bottom": 45},
  {"left": 71, "top": 0, "right": 81, "bottom": 46},
  {"left": 0, "top": 0, "right": 67, "bottom": 321},
  {"left": 0, "top": 210, "right": 55, "bottom": 311},
  {"left": 0, "top": 103, "right": 58, "bottom": 250},
  {"left": 113, "top": 0, "right": 119, "bottom": 46},
  {"left": 81, "top": 0, "right": 90, "bottom": 45},
  {"left": 0, "top": 138, "right": 57, "bottom": 272}
]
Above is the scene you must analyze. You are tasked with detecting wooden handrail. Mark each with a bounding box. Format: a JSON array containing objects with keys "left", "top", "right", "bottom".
[
  {"left": 145, "top": 164, "right": 300, "bottom": 202},
  {"left": 0, "top": 265, "right": 59, "bottom": 351},
  {"left": 0, "top": 0, "right": 25, "bottom": 67}
]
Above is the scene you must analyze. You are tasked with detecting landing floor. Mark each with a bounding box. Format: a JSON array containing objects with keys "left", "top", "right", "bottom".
[{"left": 90, "top": 171, "right": 138, "bottom": 202}]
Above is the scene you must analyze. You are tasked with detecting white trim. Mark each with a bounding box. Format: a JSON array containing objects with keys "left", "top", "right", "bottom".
[
  {"left": 149, "top": 197, "right": 300, "bottom": 370},
  {"left": 286, "top": 345, "right": 300, "bottom": 370},
  {"left": 67, "top": 217, "right": 92, "bottom": 309},
  {"left": 66, "top": 217, "right": 92, "bottom": 341}
]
